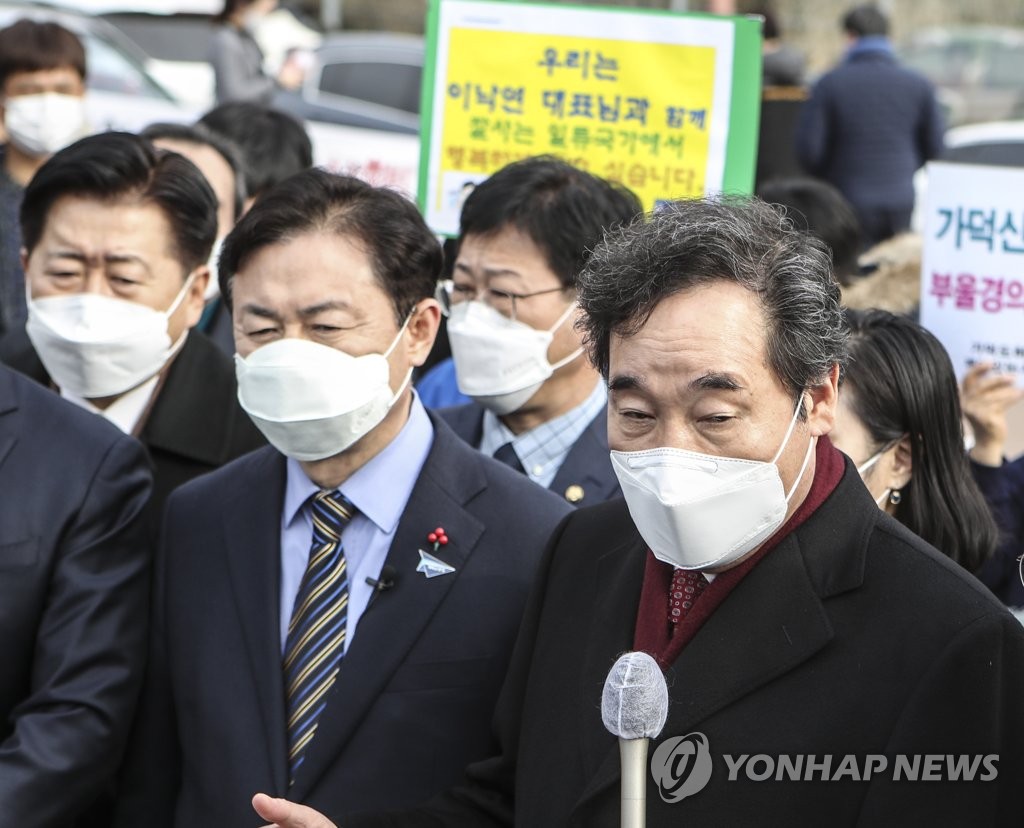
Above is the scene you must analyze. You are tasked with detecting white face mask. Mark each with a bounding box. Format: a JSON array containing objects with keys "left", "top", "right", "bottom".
[
  {"left": 611, "top": 395, "right": 815, "bottom": 571},
  {"left": 25, "top": 275, "right": 195, "bottom": 399},
  {"left": 235, "top": 321, "right": 412, "bottom": 462},
  {"left": 3, "top": 93, "right": 88, "bottom": 157},
  {"left": 447, "top": 299, "right": 583, "bottom": 415}
]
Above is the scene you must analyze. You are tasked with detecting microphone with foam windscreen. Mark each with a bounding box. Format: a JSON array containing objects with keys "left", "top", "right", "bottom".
[{"left": 601, "top": 651, "right": 669, "bottom": 828}]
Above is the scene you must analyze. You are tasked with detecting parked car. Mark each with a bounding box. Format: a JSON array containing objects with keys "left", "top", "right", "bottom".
[
  {"left": 0, "top": 1, "right": 192, "bottom": 134},
  {"left": 69, "top": 0, "right": 322, "bottom": 110},
  {"left": 1, "top": 2, "right": 421, "bottom": 196},
  {"left": 912, "top": 120, "right": 1024, "bottom": 232},
  {"left": 898, "top": 26, "right": 1024, "bottom": 128},
  {"left": 274, "top": 32, "right": 423, "bottom": 134}
]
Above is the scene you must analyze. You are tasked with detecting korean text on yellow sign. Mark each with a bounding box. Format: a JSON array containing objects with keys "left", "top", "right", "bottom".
[{"left": 437, "top": 28, "right": 716, "bottom": 215}]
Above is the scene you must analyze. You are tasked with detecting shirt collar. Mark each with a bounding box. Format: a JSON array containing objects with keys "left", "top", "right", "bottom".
[
  {"left": 846, "top": 35, "right": 893, "bottom": 59},
  {"left": 283, "top": 392, "right": 434, "bottom": 533},
  {"left": 61, "top": 373, "right": 161, "bottom": 435},
  {"left": 480, "top": 379, "right": 606, "bottom": 476}
]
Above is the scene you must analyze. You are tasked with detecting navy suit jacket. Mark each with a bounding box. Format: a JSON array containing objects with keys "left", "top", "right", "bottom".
[
  {"left": 113, "top": 411, "right": 572, "bottom": 827},
  {"left": 0, "top": 328, "right": 265, "bottom": 523},
  {"left": 439, "top": 402, "right": 620, "bottom": 507},
  {"left": 795, "top": 48, "right": 944, "bottom": 214},
  {"left": 0, "top": 365, "right": 153, "bottom": 826}
]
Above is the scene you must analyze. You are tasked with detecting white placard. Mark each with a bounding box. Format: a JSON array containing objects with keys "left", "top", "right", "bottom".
[{"left": 919, "top": 161, "right": 1024, "bottom": 384}]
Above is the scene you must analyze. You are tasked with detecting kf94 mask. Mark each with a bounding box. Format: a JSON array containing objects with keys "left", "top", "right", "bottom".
[
  {"left": 447, "top": 300, "right": 583, "bottom": 415},
  {"left": 611, "top": 396, "right": 815, "bottom": 571},
  {"left": 235, "top": 322, "right": 411, "bottom": 462},
  {"left": 26, "top": 275, "right": 195, "bottom": 399}
]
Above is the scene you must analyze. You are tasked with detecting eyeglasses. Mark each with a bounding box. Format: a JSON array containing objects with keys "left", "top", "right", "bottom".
[{"left": 435, "top": 279, "right": 567, "bottom": 322}]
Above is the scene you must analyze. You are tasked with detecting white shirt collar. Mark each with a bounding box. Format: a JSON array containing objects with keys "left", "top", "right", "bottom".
[{"left": 61, "top": 374, "right": 161, "bottom": 435}]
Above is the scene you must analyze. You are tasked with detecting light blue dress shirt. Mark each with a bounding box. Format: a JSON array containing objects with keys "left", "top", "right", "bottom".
[
  {"left": 478, "top": 380, "right": 607, "bottom": 488},
  {"left": 279, "top": 395, "right": 434, "bottom": 653}
]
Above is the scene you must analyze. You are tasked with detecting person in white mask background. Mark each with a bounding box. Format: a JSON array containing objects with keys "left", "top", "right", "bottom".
[
  {"left": 829, "top": 308, "right": 998, "bottom": 580},
  {"left": 112, "top": 169, "right": 571, "bottom": 827},
  {"left": 436, "top": 156, "right": 642, "bottom": 507},
  {"left": 257, "top": 196, "right": 1024, "bottom": 828},
  {"left": 0, "top": 19, "right": 88, "bottom": 337},
  {"left": 0, "top": 131, "right": 264, "bottom": 522},
  {"left": 142, "top": 121, "right": 249, "bottom": 355}
]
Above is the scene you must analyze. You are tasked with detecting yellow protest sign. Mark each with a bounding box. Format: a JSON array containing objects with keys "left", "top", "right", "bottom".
[{"left": 420, "top": 0, "right": 762, "bottom": 234}]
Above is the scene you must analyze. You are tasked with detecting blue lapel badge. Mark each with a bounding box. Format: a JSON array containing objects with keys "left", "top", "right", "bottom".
[{"left": 417, "top": 549, "right": 456, "bottom": 579}]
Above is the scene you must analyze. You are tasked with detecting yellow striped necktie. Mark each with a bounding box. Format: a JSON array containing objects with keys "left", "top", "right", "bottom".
[{"left": 283, "top": 489, "right": 355, "bottom": 784}]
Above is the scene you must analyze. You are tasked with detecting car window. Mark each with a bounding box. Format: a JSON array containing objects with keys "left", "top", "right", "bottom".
[
  {"left": 83, "top": 32, "right": 172, "bottom": 100},
  {"left": 983, "top": 43, "right": 1024, "bottom": 89},
  {"left": 101, "top": 14, "right": 213, "bottom": 63},
  {"left": 318, "top": 61, "right": 421, "bottom": 114}
]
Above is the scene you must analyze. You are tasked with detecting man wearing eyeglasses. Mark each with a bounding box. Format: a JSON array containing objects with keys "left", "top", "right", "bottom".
[{"left": 437, "top": 156, "right": 642, "bottom": 507}]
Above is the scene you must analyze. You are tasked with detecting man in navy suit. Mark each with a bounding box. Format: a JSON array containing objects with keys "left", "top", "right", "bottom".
[
  {"left": 112, "top": 170, "right": 571, "bottom": 826},
  {"left": 435, "top": 157, "right": 641, "bottom": 508},
  {"left": 795, "top": 4, "right": 944, "bottom": 246},
  {"left": 0, "top": 363, "right": 152, "bottom": 825}
]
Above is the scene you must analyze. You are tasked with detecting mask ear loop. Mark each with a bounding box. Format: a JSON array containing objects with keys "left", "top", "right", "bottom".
[
  {"left": 546, "top": 298, "right": 578, "bottom": 334},
  {"left": 162, "top": 271, "right": 201, "bottom": 359},
  {"left": 545, "top": 300, "right": 585, "bottom": 371},
  {"left": 773, "top": 392, "right": 816, "bottom": 503},
  {"left": 772, "top": 392, "right": 807, "bottom": 465},
  {"left": 383, "top": 309, "right": 418, "bottom": 403},
  {"left": 856, "top": 437, "right": 901, "bottom": 476},
  {"left": 164, "top": 270, "right": 199, "bottom": 319}
]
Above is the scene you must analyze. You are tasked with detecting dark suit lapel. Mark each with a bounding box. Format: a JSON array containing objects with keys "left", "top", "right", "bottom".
[
  {"left": 0, "top": 368, "right": 20, "bottom": 474},
  {"left": 437, "top": 402, "right": 485, "bottom": 448},
  {"left": 140, "top": 331, "right": 245, "bottom": 466},
  {"left": 221, "top": 446, "right": 291, "bottom": 794},
  {"left": 573, "top": 531, "right": 835, "bottom": 814},
  {"left": 291, "top": 419, "right": 487, "bottom": 800},
  {"left": 576, "top": 529, "right": 648, "bottom": 779},
  {"left": 549, "top": 409, "right": 619, "bottom": 506}
]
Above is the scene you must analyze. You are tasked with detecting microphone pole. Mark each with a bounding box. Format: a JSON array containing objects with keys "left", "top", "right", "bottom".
[{"left": 619, "top": 736, "right": 650, "bottom": 828}]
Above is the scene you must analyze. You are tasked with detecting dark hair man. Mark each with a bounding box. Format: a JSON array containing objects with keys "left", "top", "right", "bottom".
[
  {"left": 0, "top": 19, "right": 88, "bottom": 335},
  {"left": 112, "top": 169, "right": 570, "bottom": 826},
  {"left": 259, "top": 197, "right": 1024, "bottom": 827},
  {"left": 0, "top": 132, "right": 264, "bottom": 518},
  {"left": 795, "top": 3, "right": 944, "bottom": 246},
  {"left": 142, "top": 120, "right": 249, "bottom": 353},
  {"left": 439, "top": 156, "right": 642, "bottom": 507},
  {"left": 756, "top": 176, "right": 863, "bottom": 286},
  {"left": 198, "top": 101, "right": 313, "bottom": 211}
]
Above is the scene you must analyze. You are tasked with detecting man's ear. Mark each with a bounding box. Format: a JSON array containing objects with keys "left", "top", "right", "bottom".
[
  {"left": 404, "top": 299, "right": 441, "bottom": 368},
  {"left": 180, "top": 265, "right": 210, "bottom": 329},
  {"left": 806, "top": 363, "right": 840, "bottom": 437}
]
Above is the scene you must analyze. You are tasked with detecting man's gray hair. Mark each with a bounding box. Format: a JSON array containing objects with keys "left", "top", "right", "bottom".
[{"left": 578, "top": 196, "right": 848, "bottom": 396}]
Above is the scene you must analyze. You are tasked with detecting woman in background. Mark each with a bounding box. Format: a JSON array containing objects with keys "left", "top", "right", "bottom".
[
  {"left": 210, "top": 0, "right": 304, "bottom": 105},
  {"left": 830, "top": 309, "right": 998, "bottom": 576}
]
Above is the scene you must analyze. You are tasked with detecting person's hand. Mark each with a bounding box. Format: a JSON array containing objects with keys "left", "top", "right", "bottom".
[
  {"left": 253, "top": 793, "right": 338, "bottom": 828},
  {"left": 961, "top": 362, "right": 1024, "bottom": 466},
  {"left": 277, "top": 55, "right": 306, "bottom": 90}
]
